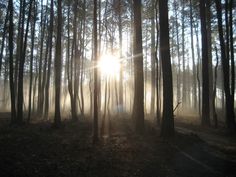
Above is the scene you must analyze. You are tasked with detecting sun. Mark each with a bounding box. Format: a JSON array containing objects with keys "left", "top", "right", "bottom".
[{"left": 99, "top": 54, "right": 120, "bottom": 78}]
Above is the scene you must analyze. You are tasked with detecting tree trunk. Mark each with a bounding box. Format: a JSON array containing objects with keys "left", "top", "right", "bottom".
[
  {"left": 155, "top": 0, "right": 160, "bottom": 125},
  {"left": 181, "top": 0, "right": 186, "bottom": 107},
  {"left": 173, "top": 0, "right": 181, "bottom": 108},
  {"left": 93, "top": 0, "right": 99, "bottom": 142},
  {"left": 17, "top": 0, "right": 32, "bottom": 123},
  {"left": 194, "top": 22, "right": 201, "bottom": 116},
  {"left": 200, "top": 0, "right": 210, "bottom": 126},
  {"left": 118, "top": 0, "right": 123, "bottom": 114},
  {"left": 206, "top": 0, "right": 213, "bottom": 122},
  {"left": 132, "top": 0, "right": 144, "bottom": 134},
  {"left": 9, "top": 0, "right": 16, "bottom": 124},
  {"left": 215, "top": 0, "right": 236, "bottom": 130},
  {"left": 159, "top": 0, "right": 174, "bottom": 138},
  {"left": 150, "top": 0, "right": 155, "bottom": 117},
  {"left": 37, "top": 1, "right": 47, "bottom": 116},
  {"left": 54, "top": 0, "right": 62, "bottom": 128},
  {"left": 28, "top": 0, "right": 36, "bottom": 122},
  {"left": 44, "top": 0, "right": 54, "bottom": 119},
  {"left": 0, "top": 8, "right": 9, "bottom": 75},
  {"left": 213, "top": 46, "right": 219, "bottom": 128},
  {"left": 229, "top": 0, "right": 235, "bottom": 120},
  {"left": 190, "top": 0, "right": 197, "bottom": 109}
]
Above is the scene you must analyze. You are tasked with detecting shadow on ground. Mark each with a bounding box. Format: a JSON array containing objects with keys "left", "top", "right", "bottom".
[{"left": 0, "top": 117, "right": 235, "bottom": 177}]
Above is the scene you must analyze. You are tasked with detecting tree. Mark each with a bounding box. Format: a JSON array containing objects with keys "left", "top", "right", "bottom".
[
  {"left": 93, "top": 0, "right": 99, "bottom": 142},
  {"left": 44, "top": 0, "right": 54, "bottom": 119},
  {"left": 159, "top": 0, "right": 174, "bottom": 137},
  {"left": 173, "top": 0, "right": 181, "bottom": 108},
  {"left": 118, "top": 0, "right": 123, "bottom": 114},
  {"left": 37, "top": 0, "right": 47, "bottom": 117},
  {"left": 28, "top": 0, "right": 37, "bottom": 122},
  {"left": 200, "top": 0, "right": 210, "bottom": 126},
  {"left": 17, "top": 0, "right": 33, "bottom": 124},
  {"left": 132, "top": 0, "right": 144, "bottom": 134},
  {"left": 206, "top": 0, "right": 213, "bottom": 122},
  {"left": 155, "top": 0, "right": 160, "bottom": 125},
  {"left": 150, "top": 0, "right": 156, "bottom": 117},
  {"left": 181, "top": 0, "right": 187, "bottom": 107},
  {"left": 0, "top": 5, "right": 9, "bottom": 75},
  {"left": 190, "top": 0, "right": 197, "bottom": 109},
  {"left": 215, "top": 0, "right": 236, "bottom": 131},
  {"left": 213, "top": 46, "right": 219, "bottom": 128},
  {"left": 8, "top": 0, "right": 16, "bottom": 124},
  {"left": 54, "top": 0, "right": 62, "bottom": 128},
  {"left": 229, "top": 0, "right": 235, "bottom": 125}
]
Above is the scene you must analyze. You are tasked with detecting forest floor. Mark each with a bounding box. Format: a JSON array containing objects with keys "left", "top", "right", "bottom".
[{"left": 0, "top": 113, "right": 236, "bottom": 177}]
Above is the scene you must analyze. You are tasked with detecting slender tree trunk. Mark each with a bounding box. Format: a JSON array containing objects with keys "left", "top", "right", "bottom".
[
  {"left": 200, "top": 0, "right": 210, "bottom": 126},
  {"left": 28, "top": 1, "right": 36, "bottom": 122},
  {"left": 89, "top": 71, "right": 93, "bottom": 118},
  {"left": 108, "top": 77, "right": 111, "bottom": 136},
  {"left": 0, "top": 8, "right": 9, "bottom": 75},
  {"left": 9, "top": 0, "right": 16, "bottom": 124},
  {"left": 173, "top": 0, "right": 181, "bottom": 108},
  {"left": 132, "top": 0, "right": 144, "bottom": 134},
  {"left": 118, "top": 0, "right": 123, "bottom": 114},
  {"left": 229, "top": 0, "right": 234, "bottom": 118},
  {"left": 17, "top": 0, "right": 33, "bottom": 123},
  {"left": 67, "top": 3, "right": 74, "bottom": 120},
  {"left": 41, "top": 28, "right": 49, "bottom": 117},
  {"left": 213, "top": 46, "right": 219, "bottom": 128},
  {"left": 206, "top": 0, "right": 213, "bottom": 122},
  {"left": 159, "top": 0, "right": 174, "bottom": 137},
  {"left": 37, "top": 2, "right": 47, "bottom": 116},
  {"left": 80, "top": 54, "right": 85, "bottom": 118},
  {"left": 181, "top": 0, "right": 186, "bottom": 107},
  {"left": 69, "top": 0, "right": 79, "bottom": 121},
  {"left": 44, "top": 0, "right": 54, "bottom": 119},
  {"left": 215, "top": 0, "right": 236, "bottom": 130},
  {"left": 14, "top": 0, "right": 24, "bottom": 105},
  {"left": 150, "top": 0, "right": 156, "bottom": 116},
  {"left": 101, "top": 78, "right": 108, "bottom": 136},
  {"left": 155, "top": 0, "right": 160, "bottom": 125},
  {"left": 190, "top": 0, "right": 197, "bottom": 109},
  {"left": 93, "top": 0, "right": 99, "bottom": 142},
  {"left": 80, "top": 2, "right": 86, "bottom": 118},
  {"left": 225, "top": 0, "right": 230, "bottom": 71},
  {"left": 194, "top": 22, "right": 201, "bottom": 116},
  {"left": 54, "top": 0, "right": 62, "bottom": 128}
]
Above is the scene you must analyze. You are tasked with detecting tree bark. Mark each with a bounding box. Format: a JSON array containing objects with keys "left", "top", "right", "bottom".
[
  {"left": 93, "top": 0, "right": 99, "bottom": 142},
  {"left": 44, "top": 0, "right": 54, "bottom": 119},
  {"left": 150, "top": 0, "right": 156, "bottom": 116},
  {"left": 17, "top": 0, "right": 33, "bottom": 123},
  {"left": 200, "top": 0, "right": 210, "bottom": 126},
  {"left": 54, "top": 0, "right": 62, "bottom": 128},
  {"left": 9, "top": 0, "right": 16, "bottom": 124},
  {"left": 173, "top": 0, "right": 181, "bottom": 107},
  {"left": 159, "top": 0, "right": 174, "bottom": 137},
  {"left": 28, "top": 0, "right": 36, "bottom": 122},
  {"left": 0, "top": 7, "right": 9, "bottom": 75},
  {"left": 118, "top": 0, "right": 123, "bottom": 113},
  {"left": 213, "top": 46, "right": 219, "bottom": 128},
  {"left": 132, "top": 0, "right": 144, "bottom": 134},
  {"left": 229, "top": 0, "right": 234, "bottom": 119},
  {"left": 190, "top": 0, "right": 197, "bottom": 109},
  {"left": 155, "top": 0, "right": 160, "bottom": 125},
  {"left": 215, "top": 0, "right": 236, "bottom": 130},
  {"left": 37, "top": 0, "right": 47, "bottom": 116},
  {"left": 206, "top": 0, "right": 213, "bottom": 122}
]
